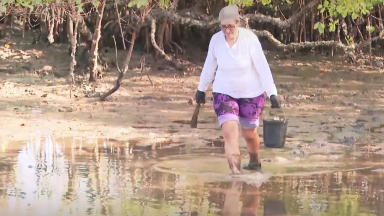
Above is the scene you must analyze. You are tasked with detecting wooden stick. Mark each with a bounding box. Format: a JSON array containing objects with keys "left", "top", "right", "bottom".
[{"left": 190, "top": 103, "right": 201, "bottom": 128}]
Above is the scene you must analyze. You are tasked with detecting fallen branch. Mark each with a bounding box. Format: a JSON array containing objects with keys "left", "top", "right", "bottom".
[
  {"left": 150, "top": 9, "right": 382, "bottom": 54},
  {"left": 251, "top": 29, "right": 382, "bottom": 51},
  {"left": 252, "top": 29, "right": 347, "bottom": 50},
  {"left": 358, "top": 35, "right": 382, "bottom": 48},
  {"left": 147, "top": 0, "right": 321, "bottom": 30}
]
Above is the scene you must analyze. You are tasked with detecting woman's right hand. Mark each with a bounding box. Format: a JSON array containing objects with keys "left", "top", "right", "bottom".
[{"left": 195, "top": 90, "right": 206, "bottom": 104}]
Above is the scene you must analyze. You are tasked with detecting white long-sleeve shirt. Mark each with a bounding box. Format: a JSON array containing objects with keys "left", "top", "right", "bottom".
[{"left": 197, "top": 27, "right": 278, "bottom": 98}]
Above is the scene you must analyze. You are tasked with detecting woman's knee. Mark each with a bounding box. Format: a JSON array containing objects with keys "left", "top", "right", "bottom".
[
  {"left": 221, "top": 120, "right": 239, "bottom": 141},
  {"left": 242, "top": 128, "right": 258, "bottom": 141}
]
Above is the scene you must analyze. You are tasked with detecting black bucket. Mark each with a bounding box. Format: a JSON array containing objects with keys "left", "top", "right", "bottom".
[{"left": 263, "top": 118, "right": 288, "bottom": 148}]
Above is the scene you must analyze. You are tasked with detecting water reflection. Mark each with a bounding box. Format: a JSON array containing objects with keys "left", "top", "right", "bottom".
[
  {"left": 0, "top": 136, "right": 383, "bottom": 215},
  {"left": 221, "top": 182, "right": 270, "bottom": 216}
]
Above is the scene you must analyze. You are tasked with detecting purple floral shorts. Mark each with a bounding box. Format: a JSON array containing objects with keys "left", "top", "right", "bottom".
[{"left": 212, "top": 92, "right": 265, "bottom": 129}]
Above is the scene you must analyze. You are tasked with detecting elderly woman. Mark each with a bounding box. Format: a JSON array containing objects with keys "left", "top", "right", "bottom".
[{"left": 195, "top": 4, "right": 281, "bottom": 174}]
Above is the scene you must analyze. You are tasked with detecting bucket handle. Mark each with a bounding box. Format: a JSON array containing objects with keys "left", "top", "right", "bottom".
[{"left": 267, "top": 106, "right": 286, "bottom": 120}]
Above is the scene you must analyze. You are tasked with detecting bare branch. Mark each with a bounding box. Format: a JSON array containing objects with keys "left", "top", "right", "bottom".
[
  {"left": 150, "top": 18, "right": 171, "bottom": 60},
  {"left": 112, "top": 35, "right": 121, "bottom": 73},
  {"left": 114, "top": 0, "right": 126, "bottom": 50}
]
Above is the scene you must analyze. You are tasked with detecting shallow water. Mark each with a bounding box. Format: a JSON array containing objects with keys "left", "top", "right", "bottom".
[{"left": 1, "top": 136, "right": 384, "bottom": 216}]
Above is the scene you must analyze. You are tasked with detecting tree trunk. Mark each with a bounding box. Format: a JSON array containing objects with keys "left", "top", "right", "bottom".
[
  {"left": 69, "top": 17, "right": 79, "bottom": 99},
  {"left": 310, "top": 12, "right": 314, "bottom": 41},
  {"left": 156, "top": 19, "right": 167, "bottom": 59},
  {"left": 66, "top": 14, "right": 74, "bottom": 53},
  {"left": 145, "top": 27, "right": 150, "bottom": 53},
  {"left": 89, "top": 0, "right": 107, "bottom": 82},
  {"left": 47, "top": 5, "right": 55, "bottom": 44},
  {"left": 22, "top": 8, "right": 27, "bottom": 38},
  {"left": 54, "top": 7, "right": 61, "bottom": 37},
  {"left": 367, "top": 16, "right": 372, "bottom": 64}
]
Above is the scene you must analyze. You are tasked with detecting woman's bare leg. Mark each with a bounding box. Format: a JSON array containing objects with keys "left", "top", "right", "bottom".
[
  {"left": 221, "top": 120, "right": 241, "bottom": 174},
  {"left": 242, "top": 128, "right": 261, "bottom": 170}
]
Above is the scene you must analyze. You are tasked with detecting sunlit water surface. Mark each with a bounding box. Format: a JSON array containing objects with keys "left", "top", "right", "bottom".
[{"left": 0, "top": 136, "right": 384, "bottom": 216}]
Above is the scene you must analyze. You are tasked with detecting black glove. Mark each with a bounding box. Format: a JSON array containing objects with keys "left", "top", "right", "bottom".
[
  {"left": 195, "top": 90, "right": 206, "bottom": 104},
  {"left": 270, "top": 95, "right": 281, "bottom": 108}
]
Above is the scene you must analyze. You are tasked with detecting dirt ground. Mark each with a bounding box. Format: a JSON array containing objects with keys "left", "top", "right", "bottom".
[{"left": 1, "top": 30, "right": 384, "bottom": 158}]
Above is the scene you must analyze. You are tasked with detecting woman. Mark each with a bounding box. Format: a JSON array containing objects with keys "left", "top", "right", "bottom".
[{"left": 195, "top": 4, "right": 281, "bottom": 174}]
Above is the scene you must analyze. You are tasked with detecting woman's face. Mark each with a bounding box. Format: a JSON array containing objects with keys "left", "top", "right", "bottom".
[{"left": 221, "top": 20, "right": 239, "bottom": 39}]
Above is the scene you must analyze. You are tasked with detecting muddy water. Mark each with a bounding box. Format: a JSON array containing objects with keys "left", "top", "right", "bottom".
[{"left": 1, "top": 137, "right": 384, "bottom": 216}]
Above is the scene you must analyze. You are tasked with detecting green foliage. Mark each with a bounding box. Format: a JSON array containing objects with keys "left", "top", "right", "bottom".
[
  {"left": 317, "top": 0, "right": 384, "bottom": 19},
  {"left": 158, "top": 0, "right": 171, "bottom": 9},
  {"left": 92, "top": 0, "right": 100, "bottom": 7},
  {"left": 314, "top": 21, "right": 325, "bottom": 34},
  {"left": 224, "top": 0, "right": 254, "bottom": 7},
  {"left": 223, "top": 0, "right": 383, "bottom": 35},
  {"left": 366, "top": 25, "right": 375, "bottom": 33},
  {"left": 316, "top": 0, "right": 384, "bottom": 34},
  {"left": 328, "top": 19, "right": 339, "bottom": 33},
  {"left": 345, "top": 35, "right": 353, "bottom": 45},
  {"left": 225, "top": 0, "right": 383, "bottom": 36},
  {"left": 127, "top": 0, "right": 149, "bottom": 8},
  {"left": 125, "top": 0, "right": 169, "bottom": 9},
  {"left": 0, "top": 0, "right": 84, "bottom": 14},
  {"left": 283, "top": 0, "right": 293, "bottom": 4}
]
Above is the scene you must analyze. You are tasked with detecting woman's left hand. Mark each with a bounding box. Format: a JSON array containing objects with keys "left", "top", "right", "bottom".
[{"left": 270, "top": 95, "right": 281, "bottom": 108}]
